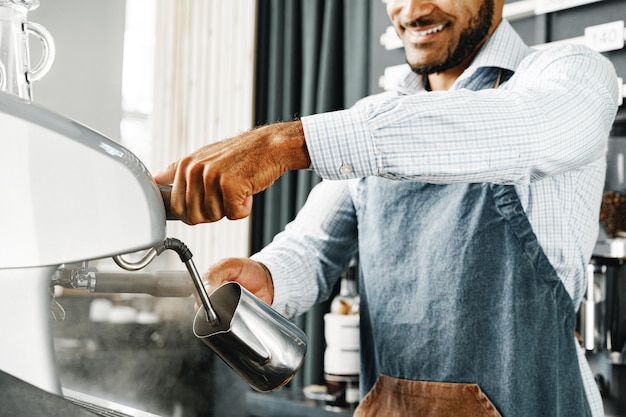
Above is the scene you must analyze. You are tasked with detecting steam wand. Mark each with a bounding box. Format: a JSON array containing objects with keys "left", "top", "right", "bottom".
[{"left": 113, "top": 237, "right": 220, "bottom": 327}]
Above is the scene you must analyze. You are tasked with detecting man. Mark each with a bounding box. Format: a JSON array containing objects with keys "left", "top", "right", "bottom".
[{"left": 155, "top": 0, "right": 619, "bottom": 415}]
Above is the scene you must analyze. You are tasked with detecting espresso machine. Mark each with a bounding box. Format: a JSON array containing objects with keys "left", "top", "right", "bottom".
[
  {"left": 581, "top": 118, "right": 626, "bottom": 417},
  {"left": 0, "top": 88, "right": 182, "bottom": 415},
  {"left": 0, "top": 1, "right": 183, "bottom": 414},
  {"left": 0, "top": 3, "right": 308, "bottom": 415}
]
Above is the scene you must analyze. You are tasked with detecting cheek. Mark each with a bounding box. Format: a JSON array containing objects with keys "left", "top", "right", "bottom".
[{"left": 386, "top": 0, "right": 403, "bottom": 20}]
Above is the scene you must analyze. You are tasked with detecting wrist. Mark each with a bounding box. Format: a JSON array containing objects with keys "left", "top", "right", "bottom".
[{"left": 268, "top": 120, "right": 311, "bottom": 171}]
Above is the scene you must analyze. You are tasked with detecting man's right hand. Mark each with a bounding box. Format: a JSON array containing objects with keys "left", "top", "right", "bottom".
[
  {"left": 202, "top": 258, "right": 274, "bottom": 306},
  {"left": 153, "top": 120, "right": 310, "bottom": 225}
]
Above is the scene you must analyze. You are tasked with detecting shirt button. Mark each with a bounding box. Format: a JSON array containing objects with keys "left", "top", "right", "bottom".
[{"left": 339, "top": 164, "right": 353, "bottom": 175}]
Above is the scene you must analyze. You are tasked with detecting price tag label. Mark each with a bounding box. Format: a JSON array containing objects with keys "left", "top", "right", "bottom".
[
  {"left": 585, "top": 21, "right": 625, "bottom": 53},
  {"left": 535, "top": 0, "right": 603, "bottom": 14}
]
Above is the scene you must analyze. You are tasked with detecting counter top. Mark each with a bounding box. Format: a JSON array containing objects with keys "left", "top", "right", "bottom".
[{"left": 246, "top": 390, "right": 353, "bottom": 417}]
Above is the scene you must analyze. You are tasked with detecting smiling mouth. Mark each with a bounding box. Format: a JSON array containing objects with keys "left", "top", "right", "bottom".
[{"left": 409, "top": 23, "right": 446, "bottom": 37}]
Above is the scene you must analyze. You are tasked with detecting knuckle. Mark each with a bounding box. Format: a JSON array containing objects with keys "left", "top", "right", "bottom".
[{"left": 177, "top": 155, "right": 195, "bottom": 170}]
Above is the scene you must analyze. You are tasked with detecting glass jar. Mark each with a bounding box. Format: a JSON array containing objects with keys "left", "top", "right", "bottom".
[{"left": 0, "top": 0, "right": 54, "bottom": 101}]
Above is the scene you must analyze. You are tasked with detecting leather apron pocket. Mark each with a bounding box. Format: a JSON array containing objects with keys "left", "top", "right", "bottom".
[{"left": 354, "top": 374, "right": 502, "bottom": 417}]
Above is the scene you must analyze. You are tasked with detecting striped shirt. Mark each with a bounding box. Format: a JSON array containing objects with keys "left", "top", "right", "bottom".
[{"left": 253, "top": 19, "right": 618, "bottom": 416}]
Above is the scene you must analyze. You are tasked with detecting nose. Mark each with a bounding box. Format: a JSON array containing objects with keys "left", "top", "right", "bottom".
[{"left": 387, "top": 0, "right": 436, "bottom": 23}]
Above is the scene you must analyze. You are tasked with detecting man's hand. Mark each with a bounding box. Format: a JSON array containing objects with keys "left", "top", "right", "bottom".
[
  {"left": 153, "top": 120, "right": 310, "bottom": 224},
  {"left": 202, "top": 258, "right": 275, "bottom": 306}
]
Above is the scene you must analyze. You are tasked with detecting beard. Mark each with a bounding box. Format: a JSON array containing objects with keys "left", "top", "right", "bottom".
[{"left": 409, "top": 0, "right": 495, "bottom": 76}]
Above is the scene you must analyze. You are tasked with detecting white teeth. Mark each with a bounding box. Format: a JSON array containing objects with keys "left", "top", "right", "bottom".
[{"left": 411, "top": 24, "right": 445, "bottom": 37}]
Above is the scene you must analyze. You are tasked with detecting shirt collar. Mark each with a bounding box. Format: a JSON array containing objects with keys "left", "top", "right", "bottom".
[{"left": 395, "top": 18, "right": 533, "bottom": 94}]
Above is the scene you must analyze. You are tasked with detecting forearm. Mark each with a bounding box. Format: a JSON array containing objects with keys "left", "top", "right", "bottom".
[{"left": 250, "top": 180, "right": 358, "bottom": 318}]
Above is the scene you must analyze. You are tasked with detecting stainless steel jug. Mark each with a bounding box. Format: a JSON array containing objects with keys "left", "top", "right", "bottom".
[
  {"left": 193, "top": 282, "right": 307, "bottom": 392},
  {"left": 0, "top": 0, "right": 55, "bottom": 101}
]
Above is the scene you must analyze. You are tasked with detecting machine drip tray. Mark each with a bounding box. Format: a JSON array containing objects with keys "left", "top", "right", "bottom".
[
  {"left": 63, "top": 389, "right": 161, "bottom": 417},
  {"left": 0, "top": 369, "right": 160, "bottom": 417}
]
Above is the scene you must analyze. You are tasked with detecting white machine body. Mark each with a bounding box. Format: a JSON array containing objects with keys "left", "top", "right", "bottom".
[{"left": 0, "top": 92, "right": 167, "bottom": 393}]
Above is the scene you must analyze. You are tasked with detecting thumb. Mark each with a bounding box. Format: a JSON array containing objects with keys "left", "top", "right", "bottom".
[
  {"left": 153, "top": 161, "right": 179, "bottom": 185},
  {"left": 203, "top": 259, "right": 241, "bottom": 290}
]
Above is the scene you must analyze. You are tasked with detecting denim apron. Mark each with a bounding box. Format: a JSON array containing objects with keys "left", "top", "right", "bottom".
[{"left": 353, "top": 180, "right": 592, "bottom": 417}]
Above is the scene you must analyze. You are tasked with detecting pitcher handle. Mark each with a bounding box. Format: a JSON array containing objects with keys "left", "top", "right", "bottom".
[{"left": 24, "top": 21, "right": 56, "bottom": 83}]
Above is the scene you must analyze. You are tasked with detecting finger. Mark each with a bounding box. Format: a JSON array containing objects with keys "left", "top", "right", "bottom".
[
  {"left": 227, "top": 196, "right": 252, "bottom": 220},
  {"left": 183, "top": 167, "right": 225, "bottom": 224},
  {"left": 222, "top": 183, "right": 253, "bottom": 220},
  {"left": 185, "top": 170, "right": 209, "bottom": 224},
  {"left": 153, "top": 161, "right": 179, "bottom": 185},
  {"left": 203, "top": 260, "right": 236, "bottom": 289},
  {"left": 170, "top": 162, "right": 190, "bottom": 223},
  {"left": 202, "top": 191, "right": 225, "bottom": 223},
  {"left": 243, "top": 195, "right": 253, "bottom": 211},
  {"left": 202, "top": 258, "right": 274, "bottom": 305},
  {"left": 200, "top": 170, "right": 226, "bottom": 223}
]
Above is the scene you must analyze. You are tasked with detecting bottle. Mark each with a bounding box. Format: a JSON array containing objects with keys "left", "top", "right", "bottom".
[
  {"left": 324, "top": 257, "right": 360, "bottom": 411},
  {"left": 330, "top": 258, "right": 359, "bottom": 315}
]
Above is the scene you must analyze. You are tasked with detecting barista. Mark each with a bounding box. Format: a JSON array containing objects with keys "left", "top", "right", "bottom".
[{"left": 155, "top": 0, "right": 619, "bottom": 415}]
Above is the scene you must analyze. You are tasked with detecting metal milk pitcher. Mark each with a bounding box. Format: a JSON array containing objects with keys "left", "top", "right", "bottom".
[
  {"left": 193, "top": 282, "right": 307, "bottom": 392},
  {"left": 0, "top": 0, "right": 55, "bottom": 101}
]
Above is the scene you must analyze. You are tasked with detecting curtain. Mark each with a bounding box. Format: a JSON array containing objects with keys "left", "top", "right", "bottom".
[
  {"left": 252, "top": 0, "right": 370, "bottom": 388},
  {"left": 151, "top": 0, "right": 257, "bottom": 273}
]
